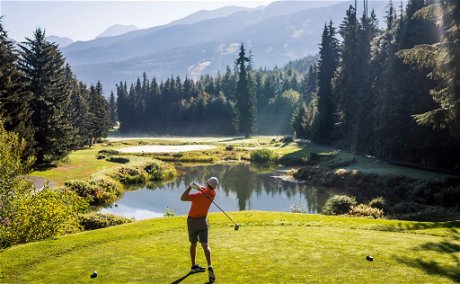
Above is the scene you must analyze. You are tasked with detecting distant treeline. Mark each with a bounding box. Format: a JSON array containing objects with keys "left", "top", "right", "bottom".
[
  {"left": 116, "top": 0, "right": 460, "bottom": 171},
  {"left": 0, "top": 25, "right": 110, "bottom": 165},
  {"left": 115, "top": 55, "right": 318, "bottom": 136}
]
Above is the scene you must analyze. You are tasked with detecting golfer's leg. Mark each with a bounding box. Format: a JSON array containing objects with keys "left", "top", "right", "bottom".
[
  {"left": 201, "top": 242, "right": 212, "bottom": 267},
  {"left": 190, "top": 242, "right": 197, "bottom": 266}
]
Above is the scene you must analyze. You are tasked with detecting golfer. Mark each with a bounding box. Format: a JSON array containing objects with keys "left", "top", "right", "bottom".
[{"left": 181, "top": 177, "right": 218, "bottom": 282}]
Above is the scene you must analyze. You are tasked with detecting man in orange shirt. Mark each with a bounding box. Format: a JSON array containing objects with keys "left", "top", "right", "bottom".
[{"left": 181, "top": 176, "right": 218, "bottom": 282}]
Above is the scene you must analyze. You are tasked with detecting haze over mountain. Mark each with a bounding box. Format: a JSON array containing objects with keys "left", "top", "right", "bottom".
[
  {"left": 46, "top": 35, "right": 74, "bottom": 48},
  {"left": 96, "top": 24, "right": 139, "bottom": 38},
  {"left": 61, "top": 1, "right": 390, "bottom": 93}
]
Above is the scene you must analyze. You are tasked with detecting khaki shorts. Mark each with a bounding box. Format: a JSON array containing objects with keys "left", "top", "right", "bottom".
[{"left": 187, "top": 216, "right": 209, "bottom": 243}]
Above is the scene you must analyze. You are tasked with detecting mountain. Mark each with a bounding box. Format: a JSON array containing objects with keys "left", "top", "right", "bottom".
[
  {"left": 96, "top": 24, "right": 138, "bottom": 38},
  {"left": 46, "top": 35, "right": 74, "bottom": 48},
  {"left": 168, "top": 6, "right": 253, "bottom": 26},
  {"left": 61, "top": 1, "right": 389, "bottom": 93}
]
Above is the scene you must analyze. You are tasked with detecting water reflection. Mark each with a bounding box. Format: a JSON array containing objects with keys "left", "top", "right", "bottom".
[{"left": 101, "top": 163, "right": 330, "bottom": 219}]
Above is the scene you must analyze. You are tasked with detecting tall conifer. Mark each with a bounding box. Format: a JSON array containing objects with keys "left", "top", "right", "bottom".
[{"left": 18, "top": 28, "right": 74, "bottom": 163}]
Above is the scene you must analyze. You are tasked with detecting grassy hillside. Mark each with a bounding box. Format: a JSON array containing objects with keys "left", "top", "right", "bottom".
[{"left": 1, "top": 212, "right": 458, "bottom": 283}]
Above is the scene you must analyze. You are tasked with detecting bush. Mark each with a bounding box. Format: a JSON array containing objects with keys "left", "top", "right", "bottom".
[
  {"left": 348, "top": 204, "right": 384, "bottom": 218},
  {"left": 2, "top": 188, "right": 87, "bottom": 247},
  {"left": 225, "top": 144, "right": 234, "bottom": 151},
  {"left": 163, "top": 207, "right": 176, "bottom": 217},
  {"left": 79, "top": 213, "right": 133, "bottom": 230},
  {"left": 280, "top": 136, "right": 294, "bottom": 143},
  {"left": 106, "top": 156, "right": 130, "bottom": 164},
  {"left": 322, "top": 195, "right": 357, "bottom": 215},
  {"left": 290, "top": 201, "right": 305, "bottom": 213},
  {"left": 98, "top": 149, "right": 120, "bottom": 156},
  {"left": 64, "top": 178, "right": 122, "bottom": 206},
  {"left": 434, "top": 186, "right": 460, "bottom": 207},
  {"left": 250, "top": 148, "right": 278, "bottom": 163},
  {"left": 368, "top": 197, "right": 386, "bottom": 210},
  {"left": 64, "top": 180, "right": 98, "bottom": 202}
]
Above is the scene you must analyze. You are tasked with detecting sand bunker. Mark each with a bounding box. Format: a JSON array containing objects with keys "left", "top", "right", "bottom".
[{"left": 117, "top": 145, "right": 216, "bottom": 153}]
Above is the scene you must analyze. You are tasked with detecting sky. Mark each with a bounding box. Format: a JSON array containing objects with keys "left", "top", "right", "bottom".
[{"left": 0, "top": 0, "right": 276, "bottom": 42}]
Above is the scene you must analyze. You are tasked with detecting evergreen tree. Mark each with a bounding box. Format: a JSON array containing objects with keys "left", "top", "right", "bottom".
[
  {"left": 328, "top": 5, "right": 378, "bottom": 151},
  {"left": 116, "top": 82, "right": 129, "bottom": 132},
  {"left": 0, "top": 19, "right": 35, "bottom": 156},
  {"left": 234, "top": 43, "right": 257, "bottom": 137},
  {"left": 301, "top": 64, "right": 318, "bottom": 101},
  {"left": 87, "top": 82, "right": 109, "bottom": 146},
  {"left": 399, "top": 0, "right": 460, "bottom": 138},
  {"left": 312, "top": 22, "right": 340, "bottom": 143},
  {"left": 64, "top": 65, "right": 89, "bottom": 148},
  {"left": 18, "top": 28, "right": 74, "bottom": 164},
  {"left": 108, "top": 91, "right": 117, "bottom": 128}
]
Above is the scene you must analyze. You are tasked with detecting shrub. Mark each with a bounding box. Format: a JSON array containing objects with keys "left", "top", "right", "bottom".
[
  {"left": 79, "top": 213, "right": 133, "bottom": 230},
  {"left": 368, "top": 197, "right": 386, "bottom": 210},
  {"left": 106, "top": 156, "right": 130, "bottom": 164},
  {"left": 280, "top": 136, "right": 294, "bottom": 143},
  {"left": 322, "top": 195, "right": 357, "bottom": 215},
  {"left": 64, "top": 178, "right": 122, "bottom": 206},
  {"left": 98, "top": 149, "right": 120, "bottom": 156},
  {"left": 2, "top": 188, "right": 87, "bottom": 246},
  {"left": 163, "top": 207, "right": 176, "bottom": 217},
  {"left": 250, "top": 148, "right": 278, "bottom": 163},
  {"left": 290, "top": 201, "right": 305, "bottom": 213},
  {"left": 64, "top": 180, "right": 98, "bottom": 202},
  {"left": 223, "top": 154, "right": 240, "bottom": 161},
  {"left": 225, "top": 144, "right": 234, "bottom": 151},
  {"left": 434, "top": 186, "right": 460, "bottom": 207},
  {"left": 348, "top": 204, "right": 384, "bottom": 218}
]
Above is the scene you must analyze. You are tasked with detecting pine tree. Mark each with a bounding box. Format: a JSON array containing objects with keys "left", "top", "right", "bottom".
[
  {"left": 234, "top": 43, "right": 257, "bottom": 137},
  {"left": 312, "top": 22, "right": 340, "bottom": 143},
  {"left": 18, "top": 28, "right": 74, "bottom": 164},
  {"left": 116, "top": 82, "right": 129, "bottom": 132},
  {"left": 108, "top": 91, "right": 117, "bottom": 128},
  {"left": 0, "top": 19, "right": 35, "bottom": 157},
  {"left": 64, "top": 65, "right": 88, "bottom": 148},
  {"left": 87, "top": 82, "right": 109, "bottom": 146},
  {"left": 398, "top": 0, "right": 460, "bottom": 138},
  {"left": 301, "top": 64, "right": 318, "bottom": 101}
]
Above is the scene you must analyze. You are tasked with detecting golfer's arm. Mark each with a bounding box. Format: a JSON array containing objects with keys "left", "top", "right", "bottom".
[{"left": 181, "top": 186, "right": 192, "bottom": 201}]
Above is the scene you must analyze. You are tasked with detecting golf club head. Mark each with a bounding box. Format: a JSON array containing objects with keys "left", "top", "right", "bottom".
[{"left": 234, "top": 224, "right": 239, "bottom": 231}]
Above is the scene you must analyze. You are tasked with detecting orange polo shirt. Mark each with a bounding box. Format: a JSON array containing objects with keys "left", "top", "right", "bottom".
[{"left": 188, "top": 187, "right": 216, "bottom": 218}]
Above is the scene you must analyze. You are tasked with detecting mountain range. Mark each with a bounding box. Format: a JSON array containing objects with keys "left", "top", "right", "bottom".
[
  {"left": 96, "top": 24, "right": 139, "bottom": 39},
  {"left": 60, "top": 0, "right": 391, "bottom": 94}
]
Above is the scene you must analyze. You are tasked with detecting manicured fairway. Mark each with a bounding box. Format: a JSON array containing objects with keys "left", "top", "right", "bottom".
[{"left": 1, "top": 212, "right": 458, "bottom": 283}]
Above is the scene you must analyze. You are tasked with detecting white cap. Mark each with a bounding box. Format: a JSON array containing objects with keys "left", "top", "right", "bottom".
[{"left": 207, "top": 177, "right": 219, "bottom": 189}]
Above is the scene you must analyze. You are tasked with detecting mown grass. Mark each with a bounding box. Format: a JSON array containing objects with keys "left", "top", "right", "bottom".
[{"left": 0, "top": 212, "right": 458, "bottom": 283}]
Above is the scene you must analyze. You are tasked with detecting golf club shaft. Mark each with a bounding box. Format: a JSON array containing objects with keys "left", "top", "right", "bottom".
[
  {"left": 209, "top": 199, "right": 237, "bottom": 225},
  {"left": 193, "top": 182, "right": 237, "bottom": 225}
]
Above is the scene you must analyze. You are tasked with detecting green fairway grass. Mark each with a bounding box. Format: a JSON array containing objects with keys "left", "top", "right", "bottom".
[{"left": 1, "top": 212, "right": 458, "bottom": 283}]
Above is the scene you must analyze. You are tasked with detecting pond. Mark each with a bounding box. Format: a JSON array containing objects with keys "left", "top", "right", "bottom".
[{"left": 101, "top": 163, "right": 332, "bottom": 219}]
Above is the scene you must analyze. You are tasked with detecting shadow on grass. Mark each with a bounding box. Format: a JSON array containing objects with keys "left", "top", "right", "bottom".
[
  {"left": 171, "top": 272, "right": 192, "bottom": 284},
  {"left": 171, "top": 270, "right": 211, "bottom": 284},
  {"left": 278, "top": 148, "right": 310, "bottom": 166},
  {"left": 395, "top": 228, "right": 460, "bottom": 282},
  {"left": 375, "top": 221, "right": 460, "bottom": 233}
]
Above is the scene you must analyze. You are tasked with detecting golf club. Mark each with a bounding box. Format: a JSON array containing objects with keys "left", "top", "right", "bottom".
[{"left": 192, "top": 182, "right": 240, "bottom": 231}]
